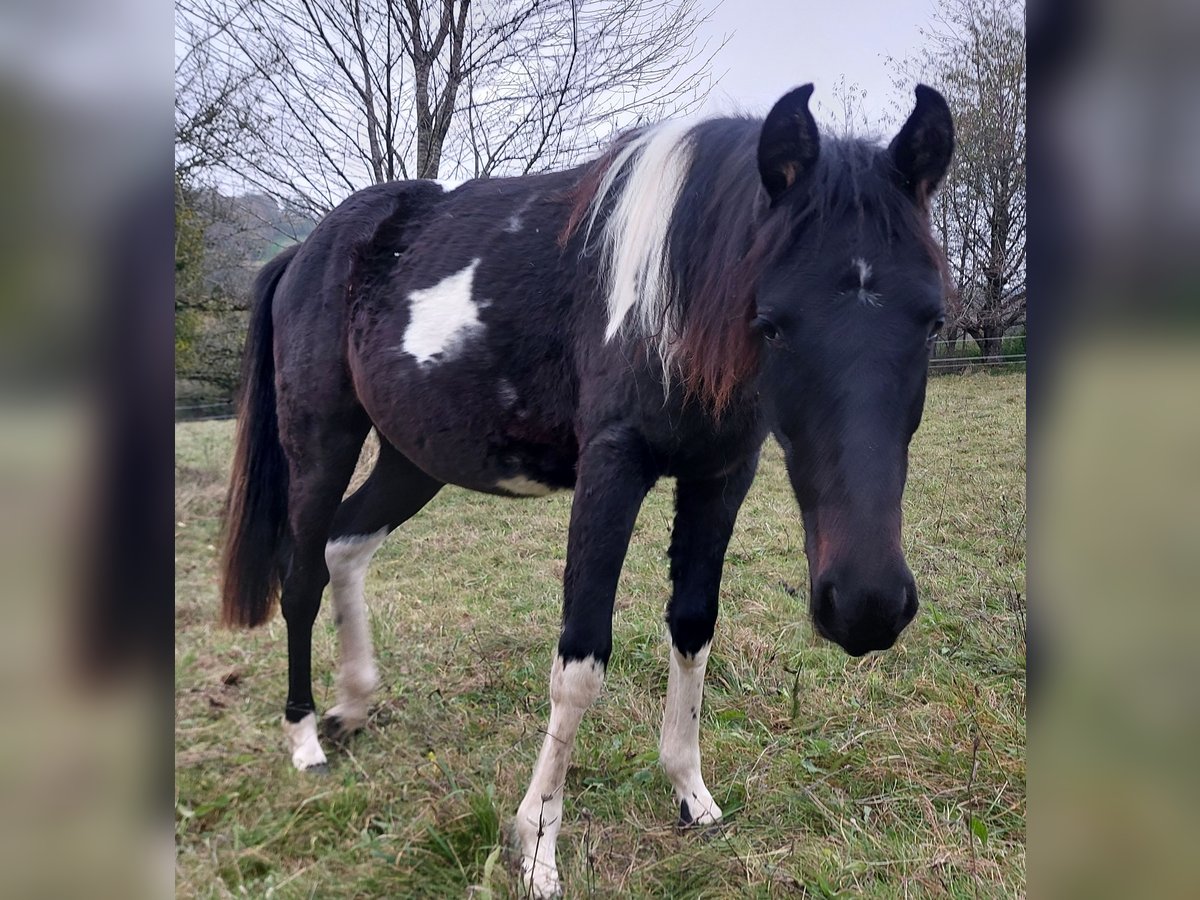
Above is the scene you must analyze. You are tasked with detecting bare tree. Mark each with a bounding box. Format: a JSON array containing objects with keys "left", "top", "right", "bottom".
[
  {"left": 815, "top": 75, "right": 875, "bottom": 139},
  {"left": 176, "top": 0, "right": 720, "bottom": 216},
  {"left": 895, "top": 0, "right": 1026, "bottom": 361},
  {"left": 175, "top": 8, "right": 275, "bottom": 186}
]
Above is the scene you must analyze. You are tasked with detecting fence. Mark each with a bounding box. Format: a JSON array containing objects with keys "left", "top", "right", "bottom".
[
  {"left": 174, "top": 401, "right": 237, "bottom": 422},
  {"left": 175, "top": 336, "right": 1022, "bottom": 424}
]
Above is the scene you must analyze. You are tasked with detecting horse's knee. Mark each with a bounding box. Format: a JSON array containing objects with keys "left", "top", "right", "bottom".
[{"left": 666, "top": 602, "right": 717, "bottom": 656}]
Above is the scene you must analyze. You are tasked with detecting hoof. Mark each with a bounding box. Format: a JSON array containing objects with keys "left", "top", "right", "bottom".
[
  {"left": 520, "top": 860, "right": 562, "bottom": 899},
  {"left": 506, "top": 818, "right": 562, "bottom": 898},
  {"left": 284, "top": 713, "right": 328, "bottom": 771},
  {"left": 677, "top": 792, "right": 723, "bottom": 829},
  {"left": 290, "top": 752, "right": 329, "bottom": 772},
  {"left": 321, "top": 713, "right": 363, "bottom": 742}
]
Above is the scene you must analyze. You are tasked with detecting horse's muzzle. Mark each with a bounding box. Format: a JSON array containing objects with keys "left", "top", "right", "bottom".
[{"left": 812, "top": 576, "right": 919, "bottom": 657}]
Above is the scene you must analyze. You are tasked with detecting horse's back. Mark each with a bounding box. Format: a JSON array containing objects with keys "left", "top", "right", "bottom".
[
  {"left": 274, "top": 180, "right": 446, "bottom": 318},
  {"left": 267, "top": 180, "right": 448, "bottom": 435}
]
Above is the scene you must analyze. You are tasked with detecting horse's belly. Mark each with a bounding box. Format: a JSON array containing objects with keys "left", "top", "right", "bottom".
[
  {"left": 353, "top": 355, "right": 578, "bottom": 497},
  {"left": 348, "top": 252, "right": 582, "bottom": 495},
  {"left": 391, "top": 422, "right": 577, "bottom": 498}
]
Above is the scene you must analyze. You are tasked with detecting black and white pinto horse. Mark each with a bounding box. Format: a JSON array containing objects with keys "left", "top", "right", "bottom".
[{"left": 220, "top": 84, "right": 953, "bottom": 896}]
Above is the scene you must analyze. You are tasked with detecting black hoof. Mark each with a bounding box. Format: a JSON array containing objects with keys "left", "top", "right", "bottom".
[
  {"left": 678, "top": 798, "right": 693, "bottom": 828},
  {"left": 321, "top": 715, "right": 360, "bottom": 742},
  {"left": 677, "top": 799, "right": 728, "bottom": 837},
  {"left": 303, "top": 762, "right": 331, "bottom": 776}
]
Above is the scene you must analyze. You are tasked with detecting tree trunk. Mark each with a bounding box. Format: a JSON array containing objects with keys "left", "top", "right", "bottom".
[{"left": 978, "top": 328, "right": 1004, "bottom": 363}]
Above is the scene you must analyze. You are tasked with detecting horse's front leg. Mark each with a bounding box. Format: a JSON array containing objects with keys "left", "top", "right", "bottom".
[
  {"left": 660, "top": 457, "right": 757, "bottom": 826},
  {"left": 516, "top": 429, "right": 656, "bottom": 898}
]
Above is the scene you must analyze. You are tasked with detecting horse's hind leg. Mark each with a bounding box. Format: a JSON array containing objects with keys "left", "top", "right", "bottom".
[
  {"left": 278, "top": 418, "right": 370, "bottom": 771},
  {"left": 322, "top": 440, "right": 443, "bottom": 738}
]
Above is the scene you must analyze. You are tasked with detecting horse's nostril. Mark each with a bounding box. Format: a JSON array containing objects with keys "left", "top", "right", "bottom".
[
  {"left": 819, "top": 582, "right": 834, "bottom": 610},
  {"left": 900, "top": 585, "right": 919, "bottom": 625},
  {"left": 815, "top": 582, "right": 838, "bottom": 628}
]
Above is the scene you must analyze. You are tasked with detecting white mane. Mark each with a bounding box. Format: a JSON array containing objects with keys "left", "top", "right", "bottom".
[{"left": 584, "top": 121, "right": 696, "bottom": 370}]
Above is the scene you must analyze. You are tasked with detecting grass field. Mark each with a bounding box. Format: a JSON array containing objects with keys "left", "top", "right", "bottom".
[{"left": 175, "top": 372, "right": 1026, "bottom": 899}]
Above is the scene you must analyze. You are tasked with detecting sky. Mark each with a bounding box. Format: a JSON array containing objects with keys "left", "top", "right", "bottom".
[
  {"left": 168, "top": 0, "right": 953, "bottom": 196},
  {"left": 692, "top": 0, "right": 942, "bottom": 132}
]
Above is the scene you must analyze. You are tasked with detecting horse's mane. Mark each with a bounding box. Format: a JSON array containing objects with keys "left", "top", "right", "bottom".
[{"left": 561, "top": 118, "right": 951, "bottom": 415}]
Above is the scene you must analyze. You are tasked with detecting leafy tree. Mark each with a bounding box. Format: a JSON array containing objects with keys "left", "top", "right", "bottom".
[{"left": 175, "top": 181, "right": 316, "bottom": 406}]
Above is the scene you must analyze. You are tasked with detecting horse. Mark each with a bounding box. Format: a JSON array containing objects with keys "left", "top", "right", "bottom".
[{"left": 219, "top": 83, "right": 954, "bottom": 897}]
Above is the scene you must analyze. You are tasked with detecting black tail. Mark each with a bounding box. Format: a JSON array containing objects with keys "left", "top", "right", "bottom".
[{"left": 219, "top": 244, "right": 299, "bottom": 628}]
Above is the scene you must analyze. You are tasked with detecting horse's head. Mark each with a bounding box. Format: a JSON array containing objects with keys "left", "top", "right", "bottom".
[{"left": 752, "top": 84, "right": 954, "bottom": 656}]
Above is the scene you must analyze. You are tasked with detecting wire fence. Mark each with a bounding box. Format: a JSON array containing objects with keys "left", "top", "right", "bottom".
[
  {"left": 928, "top": 353, "right": 1027, "bottom": 366},
  {"left": 176, "top": 355, "right": 1026, "bottom": 423}
]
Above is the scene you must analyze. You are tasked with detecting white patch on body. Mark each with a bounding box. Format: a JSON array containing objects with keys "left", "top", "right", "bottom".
[
  {"left": 401, "top": 259, "right": 485, "bottom": 365},
  {"left": 852, "top": 256, "right": 881, "bottom": 307},
  {"left": 283, "top": 713, "right": 326, "bottom": 770},
  {"left": 659, "top": 641, "right": 722, "bottom": 824},
  {"left": 324, "top": 528, "right": 388, "bottom": 731},
  {"left": 584, "top": 121, "right": 695, "bottom": 378},
  {"left": 496, "top": 475, "right": 555, "bottom": 497},
  {"left": 517, "top": 655, "right": 605, "bottom": 898},
  {"left": 503, "top": 195, "right": 536, "bottom": 233}
]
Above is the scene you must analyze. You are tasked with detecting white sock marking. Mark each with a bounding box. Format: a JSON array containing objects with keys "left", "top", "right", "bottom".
[
  {"left": 283, "top": 713, "right": 327, "bottom": 770},
  {"left": 496, "top": 475, "right": 555, "bottom": 497},
  {"left": 585, "top": 121, "right": 695, "bottom": 377},
  {"left": 517, "top": 655, "right": 604, "bottom": 898},
  {"left": 324, "top": 529, "right": 387, "bottom": 730},
  {"left": 659, "top": 641, "right": 721, "bottom": 824},
  {"left": 401, "top": 259, "right": 485, "bottom": 365}
]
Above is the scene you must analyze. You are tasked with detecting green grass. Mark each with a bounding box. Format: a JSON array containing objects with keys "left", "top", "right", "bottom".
[{"left": 175, "top": 372, "right": 1026, "bottom": 898}]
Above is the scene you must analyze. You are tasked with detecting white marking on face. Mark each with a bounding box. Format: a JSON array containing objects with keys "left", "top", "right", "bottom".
[
  {"left": 585, "top": 121, "right": 695, "bottom": 379},
  {"left": 496, "top": 475, "right": 555, "bottom": 497},
  {"left": 853, "top": 257, "right": 872, "bottom": 286},
  {"left": 283, "top": 713, "right": 326, "bottom": 770},
  {"left": 852, "top": 257, "right": 881, "bottom": 307},
  {"left": 324, "top": 528, "right": 387, "bottom": 730},
  {"left": 659, "top": 641, "right": 722, "bottom": 824},
  {"left": 517, "top": 655, "right": 605, "bottom": 897},
  {"left": 401, "top": 259, "right": 485, "bottom": 365}
]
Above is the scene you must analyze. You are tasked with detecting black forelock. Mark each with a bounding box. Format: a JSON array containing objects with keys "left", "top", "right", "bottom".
[{"left": 784, "top": 138, "right": 918, "bottom": 246}]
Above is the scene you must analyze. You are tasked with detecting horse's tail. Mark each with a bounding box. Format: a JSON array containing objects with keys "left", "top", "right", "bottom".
[{"left": 219, "top": 244, "right": 299, "bottom": 628}]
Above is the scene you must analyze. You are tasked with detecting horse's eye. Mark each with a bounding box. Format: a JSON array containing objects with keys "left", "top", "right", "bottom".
[
  {"left": 752, "top": 316, "right": 780, "bottom": 342},
  {"left": 926, "top": 317, "right": 945, "bottom": 346}
]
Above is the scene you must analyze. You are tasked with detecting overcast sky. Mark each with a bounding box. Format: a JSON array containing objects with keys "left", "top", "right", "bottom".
[{"left": 693, "top": 0, "right": 941, "bottom": 132}]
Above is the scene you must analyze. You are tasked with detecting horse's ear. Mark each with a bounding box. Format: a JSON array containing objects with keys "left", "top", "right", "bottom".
[
  {"left": 758, "top": 84, "right": 820, "bottom": 204},
  {"left": 889, "top": 84, "right": 954, "bottom": 206}
]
